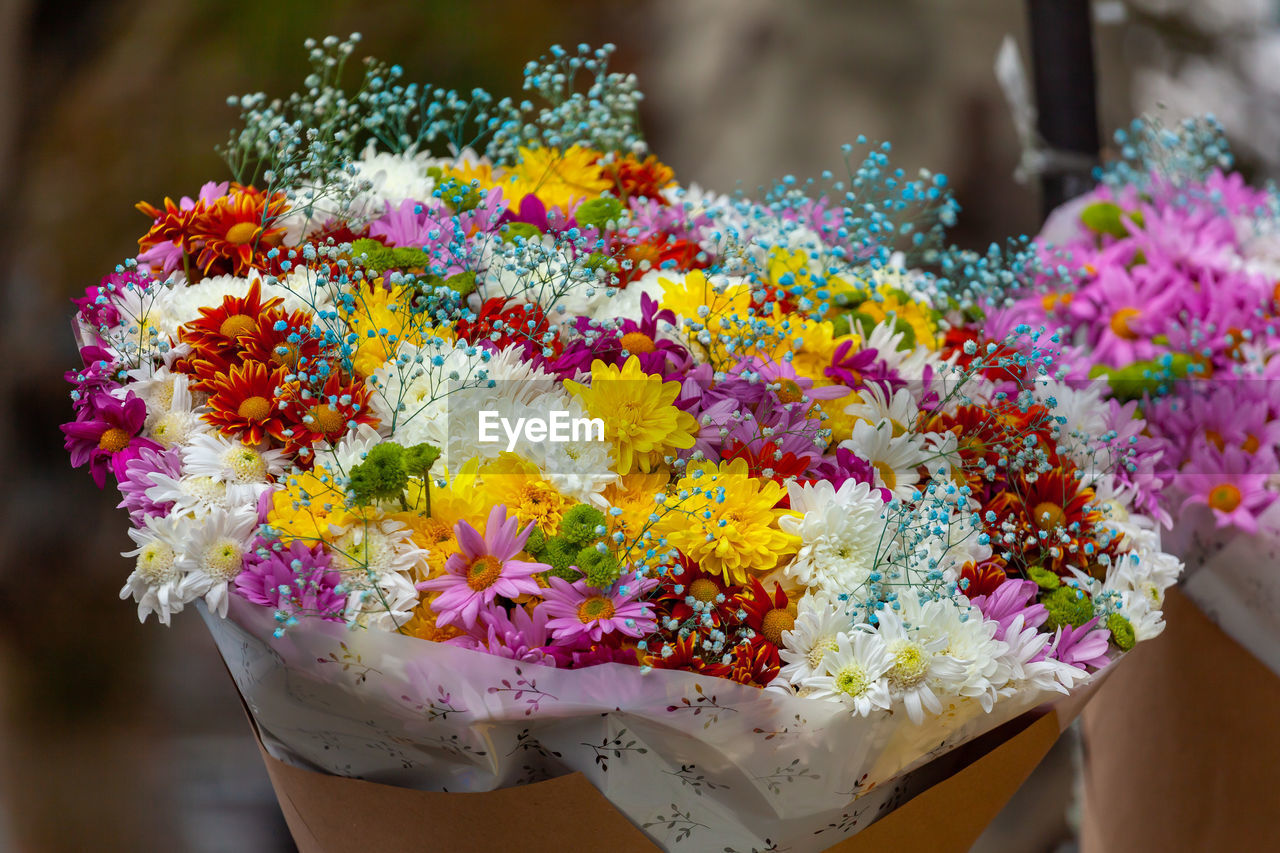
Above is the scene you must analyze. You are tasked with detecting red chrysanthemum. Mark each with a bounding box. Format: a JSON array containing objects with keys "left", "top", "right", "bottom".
[
  {"left": 202, "top": 360, "right": 290, "bottom": 445},
  {"left": 722, "top": 438, "right": 811, "bottom": 485},
  {"left": 278, "top": 371, "right": 379, "bottom": 461},
  {"left": 235, "top": 306, "right": 323, "bottom": 374},
  {"left": 986, "top": 467, "right": 1110, "bottom": 575},
  {"left": 175, "top": 280, "right": 284, "bottom": 389},
  {"left": 601, "top": 153, "right": 676, "bottom": 202},
  {"left": 647, "top": 633, "right": 731, "bottom": 680},
  {"left": 616, "top": 237, "right": 706, "bottom": 287},
  {"left": 187, "top": 187, "right": 289, "bottom": 276},
  {"left": 720, "top": 635, "right": 781, "bottom": 687},
  {"left": 654, "top": 555, "right": 743, "bottom": 629},
  {"left": 959, "top": 558, "right": 1012, "bottom": 599},
  {"left": 455, "top": 297, "right": 561, "bottom": 358},
  {"left": 734, "top": 577, "right": 795, "bottom": 647}
]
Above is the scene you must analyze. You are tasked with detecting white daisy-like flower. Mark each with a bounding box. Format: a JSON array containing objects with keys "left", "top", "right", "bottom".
[
  {"left": 900, "top": 595, "right": 1008, "bottom": 713},
  {"left": 176, "top": 505, "right": 260, "bottom": 618},
  {"left": 145, "top": 471, "right": 261, "bottom": 518},
  {"left": 840, "top": 419, "right": 930, "bottom": 502},
  {"left": 777, "top": 597, "right": 851, "bottom": 685},
  {"left": 119, "top": 514, "right": 205, "bottom": 625},
  {"left": 996, "top": 613, "right": 1080, "bottom": 696},
  {"left": 327, "top": 519, "right": 426, "bottom": 632},
  {"left": 779, "top": 479, "right": 886, "bottom": 595},
  {"left": 875, "top": 604, "right": 968, "bottom": 724},
  {"left": 312, "top": 423, "right": 385, "bottom": 477},
  {"left": 802, "top": 631, "right": 894, "bottom": 716},
  {"left": 182, "top": 432, "right": 285, "bottom": 486},
  {"left": 844, "top": 384, "right": 920, "bottom": 437},
  {"left": 117, "top": 369, "right": 209, "bottom": 448}
]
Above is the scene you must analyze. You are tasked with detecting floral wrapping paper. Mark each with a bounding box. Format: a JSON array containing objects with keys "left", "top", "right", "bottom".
[{"left": 204, "top": 596, "right": 1066, "bottom": 852}]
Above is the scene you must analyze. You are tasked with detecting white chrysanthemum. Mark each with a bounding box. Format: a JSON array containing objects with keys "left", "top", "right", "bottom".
[
  {"left": 176, "top": 505, "right": 260, "bottom": 618},
  {"left": 844, "top": 384, "right": 920, "bottom": 436},
  {"left": 146, "top": 471, "right": 261, "bottom": 518},
  {"left": 899, "top": 595, "right": 1008, "bottom": 713},
  {"left": 117, "top": 369, "right": 209, "bottom": 448},
  {"left": 327, "top": 519, "right": 425, "bottom": 631},
  {"left": 269, "top": 266, "right": 339, "bottom": 315},
  {"left": 779, "top": 479, "right": 886, "bottom": 594},
  {"left": 532, "top": 400, "right": 619, "bottom": 506},
  {"left": 312, "top": 423, "right": 385, "bottom": 476},
  {"left": 801, "top": 631, "right": 893, "bottom": 716},
  {"left": 108, "top": 278, "right": 188, "bottom": 344},
  {"left": 875, "top": 604, "right": 968, "bottom": 724},
  {"left": 182, "top": 432, "right": 288, "bottom": 485},
  {"left": 840, "top": 419, "right": 930, "bottom": 502},
  {"left": 862, "top": 322, "right": 949, "bottom": 384},
  {"left": 997, "top": 613, "right": 1081, "bottom": 696},
  {"left": 367, "top": 341, "right": 486, "bottom": 444},
  {"left": 119, "top": 514, "right": 205, "bottom": 625},
  {"left": 777, "top": 597, "right": 850, "bottom": 685}
]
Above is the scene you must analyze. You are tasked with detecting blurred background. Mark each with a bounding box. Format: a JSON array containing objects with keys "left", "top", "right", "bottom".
[{"left": 1, "top": 0, "right": 1275, "bottom": 850}]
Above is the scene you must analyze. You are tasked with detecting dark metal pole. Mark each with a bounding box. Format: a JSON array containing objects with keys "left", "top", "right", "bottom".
[{"left": 1027, "top": 0, "right": 1101, "bottom": 218}]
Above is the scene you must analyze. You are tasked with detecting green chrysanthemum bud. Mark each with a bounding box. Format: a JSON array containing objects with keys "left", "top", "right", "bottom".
[
  {"left": 347, "top": 442, "right": 407, "bottom": 506},
  {"left": 577, "top": 545, "right": 621, "bottom": 589},
  {"left": 1027, "top": 565, "right": 1062, "bottom": 591},
  {"left": 1042, "top": 586, "right": 1096, "bottom": 632},
  {"left": 524, "top": 526, "right": 548, "bottom": 557},
  {"left": 559, "top": 504, "right": 607, "bottom": 547},
  {"left": 540, "top": 536, "right": 582, "bottom": 581},
  {"left": 403, "top": 443, "right": 441, "bottom": 479},
  {"left": 501, "top": 222, "right": 542, "bottom": 243},
  {"left": 575, "top": 197, "right": 624, "bottom": 231},
  {"left": 1106, "top": 612, "right": 1136, "bottom": 651}
]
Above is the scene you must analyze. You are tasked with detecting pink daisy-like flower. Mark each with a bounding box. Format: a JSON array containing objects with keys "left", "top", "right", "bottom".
[
  {"left": 1176, "top": 442, "right": 1277, "bottom": 533},
  {"left": 235, "top": 539, "right": 346, "bottom": 623},
  {"left": 537, "top": 575, "right": 657, "bottom": 643},
  {"left": 61, "top": 391, "right": 161, "bottom": 488},
  {"left": 1050, "top": 616, "right": 1112, "bottom": 670},
  {"left": 416, "top": 505, "right": 548, "bottom": 630},
  {"left": 969, "top": 578, "right": 1048, "bottom": 639},
  {"left": 448, "top": 604, "right": 557, "bottom": 666}
]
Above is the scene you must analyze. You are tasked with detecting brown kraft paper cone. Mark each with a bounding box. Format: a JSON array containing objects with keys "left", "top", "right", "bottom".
[
  {"left": 1081, "top": 585, "right": 1280, "bottom": 853},
  {"left": 246, "top": 692, "right": 1092, "bottom": 853}
]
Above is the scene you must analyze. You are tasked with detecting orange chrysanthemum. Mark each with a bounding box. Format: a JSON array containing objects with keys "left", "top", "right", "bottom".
[
  {"left": 137, "top": 185, "right": 288, "bottom": 280},
  {"left": 236, "top": 306, "right": 323, "bottom": 374},
  {"left": 175, "top": 280, "right": 284, "bottom": 389},
  {"left": 202, "top": 360, "right": 289, "bottom": 445},
  {"left": 602, "top": 153, "right": 676, "bottom": 202},
  {"left": 278, "top": 372, "right": 379, "bottom": 460},
  {"left": 986, "top": 467, "right": 1112, "bottom": 576}
]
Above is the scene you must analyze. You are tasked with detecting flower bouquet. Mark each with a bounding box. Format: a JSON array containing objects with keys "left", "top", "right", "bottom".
[
  {"left": 991, "top": 116, "right": 1280, "bottom": 850},
  {"left": 63, "top": 36, "right": 1181, "bottom": 852}
]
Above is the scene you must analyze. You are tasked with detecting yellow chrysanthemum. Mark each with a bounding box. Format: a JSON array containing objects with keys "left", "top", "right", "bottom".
[
  {"left": 755, "top": 314, "right": 858, "bottom": 387},
  {"left": 852, "top": 290, "right": 940, "bottom": 350},
  {"left": 765, "top": 248, "right": 859, "bottom": 316},
  {"left": 267, "top": 468, "right": 359, "bottom": 545},
  {"left": 391, "top": 511, "right": 458, "bottom": 581},
  {"left": 402, "top": 595, "right": 464, "bottom": 642},
  {"left": 602, "top": 469, "right": 671, "bottom": 542},
  {"left": 440, "top": 158, "right": 498, "bottom": 194},
  {"left": 565, "top": 356, "right": 698, "bottom": 476},
  {"left": 476, "top": 453, "right": 575, "bottom": 534},
  {"left": 502, "top": 145, "right": 611, "bottom": 212},
  {"left": 656, "top": 457, "right": 800, "bottom": 586},
  {"left": 343, "top": 283, "right": 425, "bottom": 377},
  {"left": 406, "top": 457, "right": 487, "bottom": 529}
]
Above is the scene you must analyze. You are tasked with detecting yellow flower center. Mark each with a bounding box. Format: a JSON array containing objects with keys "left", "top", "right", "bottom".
[
  {"left": 237, "top": 395, "right": 271, "bottom": 422},
  {"left": 225, "top": 447, "right": 267, "bottom": 481},
  {"left": 1205, "top": 429, "right": 1225, "bottom": 453},
  {"left": 620, "top": 331, "right": 656, "bottom": 354},
  {"left": 1208, "top": 483, "right": 1242, "bottom": 513},
  {"left": 776, "top": 379, "right": 805, "bottom": 404},
  {"left": 1032, "top": 501, "right": 1066, "bottom": 532},
  {"left": 888, "top": 641, "right": 929, "bottom": 689},
  {"left": 1109, "top": 307, "right": 1141, "bottom": 340},
  {"left": 310, "top": 404, "right": 346, "bottom": 436},
  {"left": 807, "top": 638, "right": 838, "bottom": 669},
  {"left": 219, "top": 313, "right": 256, "bottom": 339},
  {"left": 688, "top": 577, "right": 721, "bottom": 604},
  {"left": 225, "top": 221, "right": 259, "bottom": 245},
  {"left": 137, "top": 541, "right": 177, "bottom": 584},
  {"left": 1244, "top": 434, "right": 1261, "bottom": 454},
  {"left": 577, "top": 595, "right": 617, "bottom": 623},
  {"left": 760, "top": 608, "right": 795, "bottom": 645},
  {"left": 874, "top": 461, "right": 898, "bottom": 491},
  {"left": 203, "top": 539, "right": 243, "bottom": 580},
  {"left": 98, "top": 427, "right": 132, "bottom": 453},
  {"left": 466, "top": 555, "right": 504, "bottom": 591},
  {"left": 834, "top": 664, "right": 869, "bottom": 697}
]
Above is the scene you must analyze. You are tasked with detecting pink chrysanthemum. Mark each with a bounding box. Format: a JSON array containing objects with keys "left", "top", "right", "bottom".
[
  {"left": 536, "top": 575, "right": 657, "bottom": 643},
  {"left": 235, "top": 539, "right": 346, "bottom": 622},
  {"left": 61, "top": 391, "right": 161, "bottom": 488},
  {"left": 1176, "top": 442, "right": 1277, "bottom": 533},
  {"left": 1050, "top": 617, "right": 1112, "bottom": 670},
  {"left": 416, "top": 505, "right": 548, "bottom": 629}
]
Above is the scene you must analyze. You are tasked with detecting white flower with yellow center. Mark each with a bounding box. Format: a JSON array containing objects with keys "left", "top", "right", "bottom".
[
  {"left": 844, "top": 384, "right": 920, "bottom": 437},
  {"left": 182, "top": 432, "right": 288, "bottom": 486},
  {"left": 327, "top": 519, "right": 425, "bottom": 632},
  {"left": 367, "top": 341, "right": 485, "bottom": 445},
  {"left": 145, "top": 470, "right": 261, "bottom": 518},
  {"left": 777, "top": 597, "right": 851, "bottom": 686},
  {"left": 119, "top": 514, "right": 205, "bottom": 625},
  {"left": 898, "top": 594, "right": 1007, "bottom": 713},
  {"left": 839, "top": 420, "right": 930, "bottom": 502},
  {"left": 874, "top": 604, "right": 968, "bottom": 724},
  {"left": 779, "top": 479, "right": 886, "bottom": 596},
  {"left": 801, "top": 630, "right": 894, "bottom": 716},
  {"left": 176, "top": 505, "right": 260, "bottom": 618}
]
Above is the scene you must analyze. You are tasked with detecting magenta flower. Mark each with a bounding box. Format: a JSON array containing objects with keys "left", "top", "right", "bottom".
[
  {"left": 825, "top": 339, "right": 902, "bottom": 394},
  {"left": 61, "top": 391, "right": 160, "bottom": 488},
  {"left": 1176, "top": 442, "right": 1277, "bottom": 533},
  {"left": 447, "top": 604, "right": 558, "bottom": 666},
  {"left": 65, "top": 346, "right": 123, "bottom": 414},
  {"left": 116, "top": 445, "right": 182, "bottom": 525},
  {"left": 416, "top": 505, "right": 548, "bottom": 630},
  {"left": 1050, "top": 617, "right": 1112, "bottom": 670},
  {"left": 969, "top": 579, "right": 1048, "bottom": 639},
  {"left": 235, "top": 539, "right": 346, "bottom": 622},
  {"left": 537, "top": 575, "right": 657, "bottom": 643}
]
